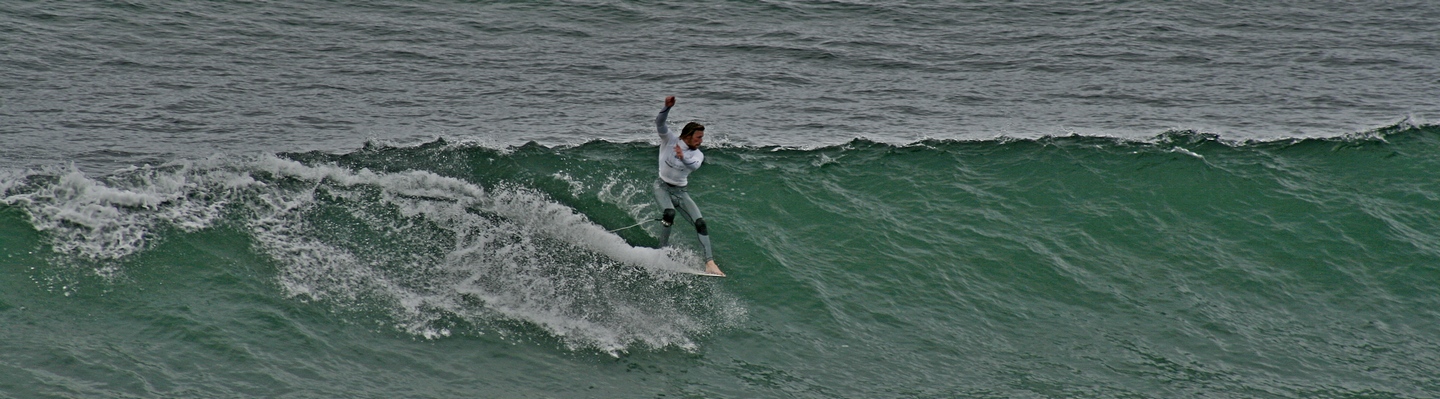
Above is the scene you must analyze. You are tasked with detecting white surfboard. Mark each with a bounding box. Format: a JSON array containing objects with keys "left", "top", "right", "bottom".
[
  {"left": 650, "top": 263, "right": 724, "bottom": 277},
  {"left": 650, "top": 262, "right": 724, "bottom": 277},
  {"left": 598, "top": 240, "right": 723, "bottom": 277},
  {"left": 688, "top": 270, "right": 725, "bottom": 277}
]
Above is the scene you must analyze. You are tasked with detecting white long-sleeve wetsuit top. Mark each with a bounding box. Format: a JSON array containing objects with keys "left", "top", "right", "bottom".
[{"left": 656, "top": 106, "right": 703, "bottom": 187}]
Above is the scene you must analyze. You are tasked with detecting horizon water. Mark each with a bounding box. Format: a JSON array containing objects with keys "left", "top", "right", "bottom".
[{"left": 4, "top": 1, "right": 1440, "bottom": 397}]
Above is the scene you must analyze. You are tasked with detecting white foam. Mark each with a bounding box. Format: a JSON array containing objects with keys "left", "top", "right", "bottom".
[
  {"left": 1, "top": 162, "right": 232, "bottom": 260},
  {"left": 551, "top": 171, "right": 586, "bottom": 197},
  {"left": 2, "top": 155, "right": 745, "bottom": 353},
  {"left": 596, "top": 176, "right": 657, "bottom": 229},
  {"left": 11, "top": 153, "right": 748, "bottom": 350},
  {"left": 1169, "top": 146, "right": 1205, "bottom": 159}
]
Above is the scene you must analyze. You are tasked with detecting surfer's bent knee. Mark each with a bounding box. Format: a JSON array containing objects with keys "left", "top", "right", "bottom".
[
  {"left": 694, "top": 218, "right": 707, "bottom": 235},
  {"left": 662, "top": 209, "right": 676, "bottom": 226}
]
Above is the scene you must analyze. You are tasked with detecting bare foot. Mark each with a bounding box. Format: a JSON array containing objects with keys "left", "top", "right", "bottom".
[{"left": 704, "top": 260, "right": 725, "bottom": 277}]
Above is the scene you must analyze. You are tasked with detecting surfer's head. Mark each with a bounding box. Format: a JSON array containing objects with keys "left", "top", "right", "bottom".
[{"left": 681, "top": 122, "right": 705, "bottom": 149}]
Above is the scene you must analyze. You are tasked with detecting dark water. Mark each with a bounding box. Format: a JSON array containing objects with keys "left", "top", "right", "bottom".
[
  {"left": 4, "top": 0, "right": 1440, "bottom": 397},
  {"left": 4, "top": 0, "right": 1438, "bottom": 173},
  {"left": 4, "top": 125, "right": 1440, "bottom": 397}
]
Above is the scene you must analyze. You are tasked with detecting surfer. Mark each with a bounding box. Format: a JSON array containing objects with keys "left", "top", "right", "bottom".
[{"left": 654, "top": 96, "right": 724, "bottom": 276}]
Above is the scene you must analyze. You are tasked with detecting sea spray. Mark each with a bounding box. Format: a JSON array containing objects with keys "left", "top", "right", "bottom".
[
  {"left": 2, "top": 154, "right": 745, "bottom": 353},
  {"left": 4, "top": 125, "right": 1438, "bottom": 396}
]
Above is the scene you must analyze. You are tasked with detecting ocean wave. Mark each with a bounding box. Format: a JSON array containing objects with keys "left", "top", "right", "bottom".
[{"left": 1, "top": 154, "right": 743, "bottom": 354}]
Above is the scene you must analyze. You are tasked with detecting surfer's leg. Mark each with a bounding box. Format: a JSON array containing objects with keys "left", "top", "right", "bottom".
[
  {"left": 697, "top": 231, "right": 713, "bottom": 260},
  {"left": 673, "top": 190, "right": 713, "bottom": 261},
  {"left": 653, "top": 180, "right": 676, "bottom": 247},
  {"left": 672, "top": 189, "right": 704, "bottom": 223}
]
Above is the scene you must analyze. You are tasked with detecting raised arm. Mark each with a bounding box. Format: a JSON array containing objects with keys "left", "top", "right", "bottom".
[{"left": 655, "top": 96, "right": 677, "bottom": 140}]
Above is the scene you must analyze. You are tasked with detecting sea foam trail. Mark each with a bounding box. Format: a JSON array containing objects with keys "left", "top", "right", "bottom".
[{"left": 0, "top": 155, "right": 743, "bottom": 353}]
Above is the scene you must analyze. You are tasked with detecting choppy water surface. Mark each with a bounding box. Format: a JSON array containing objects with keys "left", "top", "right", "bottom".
[
  {"left": 4, "top": 0, "right": 1437, "bottom": 172},
  {"left": 3, "top": 1, "right": 1440, "bottom": 397}
]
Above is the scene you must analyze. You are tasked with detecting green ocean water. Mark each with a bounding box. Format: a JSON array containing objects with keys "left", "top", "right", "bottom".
[{"left": 3, "top": 125, "right": 1439, "bottom": 398}]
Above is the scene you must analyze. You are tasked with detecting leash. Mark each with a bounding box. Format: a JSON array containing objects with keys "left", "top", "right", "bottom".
[{"left": 608, "top": 219, "right": 662, "bottom": 232}]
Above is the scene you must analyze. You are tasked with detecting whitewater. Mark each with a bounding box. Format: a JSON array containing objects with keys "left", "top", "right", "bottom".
[{"left": 4, "top": 0, "right": 1440, "bottom": 397}]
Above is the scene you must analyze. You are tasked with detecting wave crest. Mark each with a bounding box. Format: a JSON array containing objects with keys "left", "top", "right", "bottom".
[{"left": 1, "top": 154, "right": 744, "bottom": 354}]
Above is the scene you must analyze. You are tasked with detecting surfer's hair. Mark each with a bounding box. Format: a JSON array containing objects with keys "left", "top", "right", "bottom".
[{"left": 681, "top": 122, "right": 705, "bottom": 138}]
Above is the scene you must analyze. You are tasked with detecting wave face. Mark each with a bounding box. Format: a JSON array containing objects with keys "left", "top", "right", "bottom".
[{"left": 3, "top": 124, "right": 1440, "bottom": 397}]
